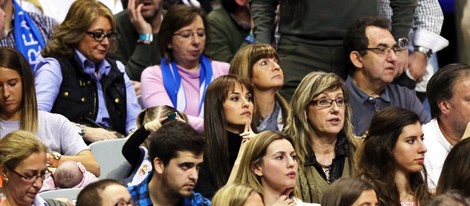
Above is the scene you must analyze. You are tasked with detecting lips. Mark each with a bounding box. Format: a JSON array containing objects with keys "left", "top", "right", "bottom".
[
  {"left": 183, "top": 184, "right": 195, "bottom": 190},
  {"left": 241, "top": 111, "right": 251, "bottom": 116},
  {"left": 286, "top": 171, "right": 296, "bottom": 178},
  {"left": 4, "top": 99, "right": 15, "bottom": 105},
  {"left": 189, "top": 50, "right": 201, "bottom": 57},
  {"left": 415, "top": 158, "right": 425, "bottom": 164}
]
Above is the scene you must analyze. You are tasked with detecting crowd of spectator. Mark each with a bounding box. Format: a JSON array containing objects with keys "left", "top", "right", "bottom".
[{"left": 1, "top": 0, "right": 470, "bottom": 205}]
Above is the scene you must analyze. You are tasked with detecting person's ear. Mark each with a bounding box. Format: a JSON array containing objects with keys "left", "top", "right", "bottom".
[
  {"left": 0, "top": 166, "right": 8, "bottom": 179},
  {"left": 252, "top": 163, "right": 263, "bottom": 177},
  {"left": 438, "top": 100, "right": 450, "bottom": 115},
  {"left": 350, "top": 51, "right": 364, "bottom": 69},
  {"left": 153, "top": 157, "right": 164, "bottom": 175}
]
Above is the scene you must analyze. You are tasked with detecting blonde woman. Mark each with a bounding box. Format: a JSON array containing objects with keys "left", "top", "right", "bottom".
[
  {"left": 234, "top": 131, "right": 318, "bottom": 206},
  {"left": 212, "top": 184, "right": 264, "bottom": 206},
  {"left": 0, "top": 131, "right": 60, "bottom": 205},
  {"left": 284, "top": 71, "right": 358, "bottom": 203}
]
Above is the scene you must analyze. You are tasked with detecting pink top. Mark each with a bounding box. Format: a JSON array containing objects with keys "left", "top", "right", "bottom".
[{"left": 141, "top": 61, "right": 229, "bottom": 131}]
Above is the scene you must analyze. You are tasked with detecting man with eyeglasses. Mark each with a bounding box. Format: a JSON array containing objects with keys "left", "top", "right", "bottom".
[
  {"left": 110, "top": 0, "right": 164, "bottom": 95},
  {"left": 343, "top": 16, "right": 431, "bottom": 137},
  {"left": 127, "top": 121, "right": 210, "bottom": 206}
]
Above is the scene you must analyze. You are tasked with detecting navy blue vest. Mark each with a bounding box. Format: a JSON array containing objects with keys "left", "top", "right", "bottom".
[{"left": 50, "top": 56, "right": 127, "bottom": 134}]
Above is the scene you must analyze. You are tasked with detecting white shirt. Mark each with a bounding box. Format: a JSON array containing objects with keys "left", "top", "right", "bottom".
[{"left": 422, "top": 118, "right": 453, "bottom": 191}]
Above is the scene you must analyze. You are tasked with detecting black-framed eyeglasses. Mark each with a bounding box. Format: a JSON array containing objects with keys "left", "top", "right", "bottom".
[
  {"left": 363, "top": 37, "right": 409, "bottom": 56},
  {"left": 310, "top": 98, "right": 349, "bottom": 108},
  {"left": 364, "top": 46, "right": 406, "bottom": 56},
  {"left": 173, "top": 30, "right": 206, "bottom": 40},
  {"left": 9, "top": 168, "right": 51, "bottom": 183},
  {"left": 86, "top": 31, "right": 118, "bottom": 41}
]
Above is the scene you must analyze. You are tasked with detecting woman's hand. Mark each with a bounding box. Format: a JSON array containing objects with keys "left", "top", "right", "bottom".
[
  {"left": 144, "top": 117, "right": 167, "bottom": 133},
  {"left": 271, "top": 188, "right": 295, "bottom": 206},
  {"left": 84, "top": 127, "right": 118, "bottom": 142},
  {"left": 239, "top": 119, "right": 256, "bottom": 142}
]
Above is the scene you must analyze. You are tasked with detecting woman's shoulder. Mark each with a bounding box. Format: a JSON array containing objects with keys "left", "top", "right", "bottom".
[
  {"left": 294, "top": 198, "right": 321, "bottom": 206},
  {"left": 38, "top": 111, "right": 73, "bottom": 127},
  {"left": 210, "top": 60, "right": 230, "bottom": 75},
  {"left": 141, "top": 65, "right": 163, "bottom": 79}
]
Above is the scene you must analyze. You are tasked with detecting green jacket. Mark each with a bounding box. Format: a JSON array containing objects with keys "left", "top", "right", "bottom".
[{"left": 206, "top": 7, "right": 250, "bottom": 63}]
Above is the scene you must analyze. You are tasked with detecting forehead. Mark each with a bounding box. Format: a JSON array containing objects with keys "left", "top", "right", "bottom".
[
  {"left": 397, "top": 122, "right": 422, "bottom": 139},
  {"left": 227, "top": 83, "right": 248, "bottom": 94},
  {"left": 266, "top": 139, "right": 294, "bottom": 154},
  {"left": 15, "top": 151, "right": 47, "bottom": 171},
  {"left": 101, "top": 184, "right": 131, "bottom": 204},
  {"left": 365, "top": 26, "right": 395, "bottom": 46},
  {"left": 88, "top": 16, "right": 112, "bottom": 30},
  {"left": 170, "top": 151, "right": 203, "bottom": 163},
  {"left": 0, "top": 66, "right": 21, "bottom": 78},
  {"left": 176, "top": 15, "right": 204, "bottom": 31},
  {"left": 452, "top": 75, "right": 470, "bottom": 91}
]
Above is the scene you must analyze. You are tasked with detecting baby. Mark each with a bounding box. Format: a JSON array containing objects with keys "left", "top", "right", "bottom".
[{"left": 40, "top": 161, "right": 98, "bottom": 192}]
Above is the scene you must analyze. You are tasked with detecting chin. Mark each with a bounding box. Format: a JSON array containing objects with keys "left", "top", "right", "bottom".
[{"left": 179, "top": 190, "right": 193, "bottom": 197}]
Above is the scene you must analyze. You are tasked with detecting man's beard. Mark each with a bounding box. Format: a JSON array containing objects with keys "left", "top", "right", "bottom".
[
  {"left": 143, "top": 9, "right": 160, "bottom": 23},
  {"left": 161, "top": 172, "right": 193, "bottom": 199}
]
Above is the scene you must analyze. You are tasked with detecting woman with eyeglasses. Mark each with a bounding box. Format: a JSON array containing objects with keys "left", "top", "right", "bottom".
[
  {"left": 283, "top": 71, "right": 359, "bottom": 203},
  {"left": 140, "top": 5, "right": 229, "bottom": 132},
  {"left": 0, "top": 130, "right": 57, "bottom": 206},
  {"left": 34, "top": 0, "right": 141, "bottom": 143}
]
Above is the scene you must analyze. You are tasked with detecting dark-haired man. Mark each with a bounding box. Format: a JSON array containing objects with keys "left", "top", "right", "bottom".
[
  {"left": 343, "top": 16, "right": 430, "bottom": 137},
  {"left": 423, "top": 63, "right": 470, "bottom": 191},
  {"left": 128, "top": 121, "right": 210, "bottom": 206}
]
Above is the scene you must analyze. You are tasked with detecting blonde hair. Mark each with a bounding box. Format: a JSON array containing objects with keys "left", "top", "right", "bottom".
[
  {"left": 212, "top": 184, "right": 263, "bottom": 206},
  {"left": 229, "top": 44, "right": 289, "bottom": 127},
  {"left": 136, "top": 105, "right": 188, "bottom": 128},
  {"left": 41, "top": 0, "right": 117, "bottom": 58},
  {"left": 0, "top": 130, "right": 48, "bottom": 170},
  {"left": 284, "top": 71, "right": 357, "bottom": 168},
  {"left": 233, "top": 131, "right": 299, "bottom": 197}
]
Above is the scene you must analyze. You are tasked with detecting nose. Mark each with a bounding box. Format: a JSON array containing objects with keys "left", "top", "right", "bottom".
[
  {"left": 188, "top": 168, "right": 198, "bottom": 182},
  {"left": 387, "top": 49, "right": 398, "bottom": 62},
  {"left": 418, "top": 139, "right": 427, "bottom": 154},
  {"left": 191, "top": 34, "right": 201, "bottom": 45},
  {"left": 242, "top": 98, "right": 250, "bottom": 108},
  {"left": 32, "top": 176, "right": 44, "bottom": 188},
  {"left": 330, "top": 101, "right": 340, "bottom": 113},
  {"left": 1, "top": 86, "right": 10, "bottom": 98},
  {"left": 100, "top": 36, "right": 110, "bottom": 45},
  {"left": 287, "top": 156, "right": 296, "bottom": 168},
  {"left": 271, "top": 59, "right": 281, "bottom": 71}
]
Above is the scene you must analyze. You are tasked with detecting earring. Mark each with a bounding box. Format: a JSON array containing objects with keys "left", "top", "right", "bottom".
[{"left": 2, "top": 177, "right": 8, "bottom": 184}]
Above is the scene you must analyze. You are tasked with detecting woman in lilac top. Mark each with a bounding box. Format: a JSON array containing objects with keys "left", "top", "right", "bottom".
[{"left": 141, "top": 5, "right": 229, "bottom": 132}]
